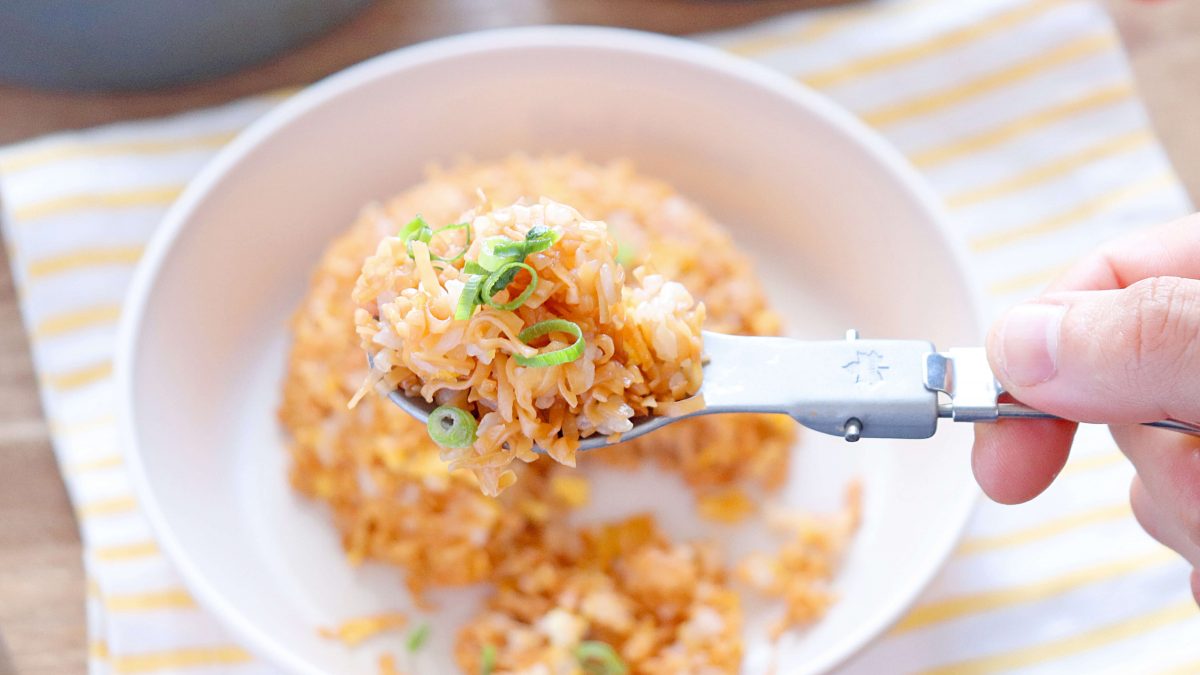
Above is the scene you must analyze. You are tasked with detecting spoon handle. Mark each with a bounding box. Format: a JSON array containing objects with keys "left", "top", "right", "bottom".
[
  {"left": 700, "top": 330, "right": 1200, "bottom": 444},
  {"left": 926, "top": 347, "right": 1200, "bottom": 438}
]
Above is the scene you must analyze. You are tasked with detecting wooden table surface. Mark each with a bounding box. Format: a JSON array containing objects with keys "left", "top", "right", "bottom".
[{"left": 1, "top": 1, "right": 1197, "bottom": 673}]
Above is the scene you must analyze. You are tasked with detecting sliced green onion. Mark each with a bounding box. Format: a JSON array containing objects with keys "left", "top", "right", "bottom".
[
  {"left": 521, "top": 224, "right": 559, "bottom": 254},
  {"left": 429, "top": 222, "right": 471, "bottom": 263},
  {"left": 574, "top": 641, "right": 627, "bottom": 675},
  {"left": 405, "top": 224, "right": 434, "bottom": 257},
  {"left": 514, "top": 319, "right": 585, "bottom": 367},
  {"left": 427, "top": 405, "right": 477, "bottom": 448},
  {"left": 489, "top": 240, "right": 526, "bottom": 257},
  {"left": 490, "top": 240, "right": 530, "bottom": 257},
  {"left": 480, "top": 645, "right": 497, "bottom": 675},
  {"left": 405, "top": 622, "right": 431, "bottom": 653},
  {"left": 476, "top": 226, "right": 560, "bottom": 271},
  {"left": 463, "top": 261, "right": 490, "bottom": 275},
  {"left": 477, "top": 236, "right": 522, "bottom": 271},
  {"left": 483, "top": 262, "right": 537, "bottom": 311},
  {"left": 525, "top": 224, "right": 552, "bottom": 239},
  {"left": 399, "top": 215, "right": 428, "bottom": 240},
  {"left": 487, "top": 263, "right": 523, "bottom": 292},
  {"left": 492, "top": 226, "right": 560, "bottom": 258},
  {"left": 455, "top": 275, "right": 485, "bottom": 320}
]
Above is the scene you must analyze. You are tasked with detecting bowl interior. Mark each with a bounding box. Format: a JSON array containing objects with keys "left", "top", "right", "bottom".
[{"left": 124, "top": 28, "right": 981, "bottom": 675}]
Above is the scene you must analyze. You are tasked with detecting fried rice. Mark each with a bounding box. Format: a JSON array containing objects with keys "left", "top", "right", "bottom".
[
  {"left": 353, "top": 198, "right": 705, "bottom": 496},
  {"left": 279, "top": 155, "right": 859, "bottom": 674}
]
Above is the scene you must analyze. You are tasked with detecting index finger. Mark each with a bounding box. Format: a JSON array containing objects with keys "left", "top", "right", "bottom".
[
  {"left": 974, "top": 212, "right": 1200, "bottom": 504},
  {"left": 1048, "top": 212, "right": 1200, "bottom": 292}
]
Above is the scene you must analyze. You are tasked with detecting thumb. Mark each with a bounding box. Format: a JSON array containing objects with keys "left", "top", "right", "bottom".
[{"left": 988, "top": 276, "right": 1200, "bottom": 424}]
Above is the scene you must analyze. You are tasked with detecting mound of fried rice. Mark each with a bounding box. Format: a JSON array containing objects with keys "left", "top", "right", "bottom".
[
  {"left": 353, "top": 198, "right": 705, "bottom": 496},
  {"left": 279, "top": 155, "right": 859, "bottom": 674}
]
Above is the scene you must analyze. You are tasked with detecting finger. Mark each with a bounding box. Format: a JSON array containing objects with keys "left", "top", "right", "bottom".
[
  {"left": 1047, "top": 212, "right": 1200, "bottom": 293},
  {"left": 1191, "top": 569, "right": 1199, "bottom": 607},
  {"left": 986, "top": 277, "right": 1200, "bottom": 424},
  {"left": 1112, "top": 424, "right": 1200, "bottom": 548},
  {"left": 1130, "top": 476, "right": 1200, "bottom": 568},
  {"left": 972, "top": 418, "right": 1076, "bottom": 504}
]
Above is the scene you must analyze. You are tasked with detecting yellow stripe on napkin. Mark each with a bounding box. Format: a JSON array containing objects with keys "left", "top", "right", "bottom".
[
  {"left": 971, "top": 169, "right": 1175, "bottom": 252},
  {"left": 802, "top": 0, "right": 1068, "bottom": 89},
  {"left": 34, "top": 304, "right": 122, "bottom": 339},
  {"left": 104, "top": 589, "right": 196, "bottom": 612},
  {"left": 987, "top": 262, "right": 1072, "bottom": 296},
  {"left": 0, "top": 131, "right": 236, "bottom": 175},
  {"left": 76, "top": 495, "right": 137, "bottom": 520},
  {"left": 67, "top": 454, "right": 125, "bottom": 475},
  {"left": 921, "top": 600, "right": 1198, "bottom": 675},
  {"left": 93, "top": 540, "right": 160, "bottom": 562},
  {"left": 896, "top": 549, "right": 1175, "bottom": 633},
  {"left": 945, "top": 129, "right": 1153, "bottom": 209},
  {"left": 12, "top": 185, "right": 182, "bottom": 222},
  {"left": 44, "top": 361, "right": 113, "bottom": 392},
  {"left": 50, "top": 413, "right": 117, "bottom": 436},
  {"left": 1060, "top": 451, "right": 1126, "bottom": 477},
  {"left": 958, "top": 502, "right": 1132, "bottom": 556},
  {"left": 27, "top": 247, "right": 144, "bottom": 279},
  {"left": 858, "top": 32, "right": 1116, "bottom": 127},
  {"left": 909, "top": 83, "right": 1135, "bottom": 169},
  {"left": 104, "top": 645, "right": 253, "bottom": 674}
]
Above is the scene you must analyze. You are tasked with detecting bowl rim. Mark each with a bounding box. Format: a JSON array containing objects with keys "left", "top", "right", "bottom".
[{"left": 117, "top": 24, "right": 988, "bottom": 675}]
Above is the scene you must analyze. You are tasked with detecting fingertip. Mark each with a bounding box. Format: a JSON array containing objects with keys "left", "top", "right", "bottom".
[
  {"left": 1129, "top": 475, "right": 1164, "bottom": 543},
  {"left": 984, "top": 312, "right": 1003, "bottom": 371},
  {"left": 1116, "top": 425, "right": 1200, "bottom": 549},
  {"left": 1130, "top": 475, "right": 1200, "bottom": 568},
  {"left": 972, "top": 419, "right": 1076, "bottom": 505}
]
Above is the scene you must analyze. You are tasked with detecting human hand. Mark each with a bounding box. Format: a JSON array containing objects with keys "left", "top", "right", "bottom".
[{"left": 972, "top": 213, "right": 1200, "bottom": 605}]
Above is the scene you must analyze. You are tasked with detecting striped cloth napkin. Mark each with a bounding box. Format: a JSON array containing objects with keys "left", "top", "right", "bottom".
[{"left": 3, "top": 0, "right": 1198, "bottom": 672}]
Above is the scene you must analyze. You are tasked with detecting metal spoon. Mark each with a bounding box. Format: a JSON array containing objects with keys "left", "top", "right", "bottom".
[{"left": 380, "top": 329, "right": 1200, "bottom": 450}]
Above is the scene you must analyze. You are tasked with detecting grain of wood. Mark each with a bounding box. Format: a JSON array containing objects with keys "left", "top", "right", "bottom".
[
  {"left": 0, "top": 237, "right": 86, "bottom": 675},
  {"left": 0, "top": 1, "right": 1195, "bottom": 672}
]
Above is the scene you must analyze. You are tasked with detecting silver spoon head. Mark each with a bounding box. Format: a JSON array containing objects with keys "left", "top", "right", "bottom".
[{"left": 382, "top": 384, "right": 677, "bottom": 452}]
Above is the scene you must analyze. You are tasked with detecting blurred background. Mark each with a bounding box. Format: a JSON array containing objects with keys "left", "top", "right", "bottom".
[
  {"left": 1, "top": 1, "right": 1197, "bottom": 673},
  {"left": 0, "top": 0, "right": 1197, "bottom": 199}
]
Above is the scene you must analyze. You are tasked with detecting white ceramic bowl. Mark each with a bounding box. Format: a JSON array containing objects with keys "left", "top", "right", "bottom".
[{"left": 119, "top": 27, "right": 985, "bottom": 675}]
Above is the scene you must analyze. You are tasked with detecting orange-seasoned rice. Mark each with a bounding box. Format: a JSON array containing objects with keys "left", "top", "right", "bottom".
[
  {"left": 454, "top": 515, "right": 743, "bottom": 674},
  {"left": 352, "top": 198, "right": 705, "bottom": 495},
  {"left": 319, "top": 612, "right": 409, "bottom": 647},
  {"left": 280, "top": 155, "right": 859, "bottom": 673},
  {"left": 378, "top": 653, "right": 405, "bottom": 675},
  {"left": 737, "top": 481, "right": 862, "bottom": 639}
]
